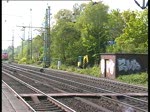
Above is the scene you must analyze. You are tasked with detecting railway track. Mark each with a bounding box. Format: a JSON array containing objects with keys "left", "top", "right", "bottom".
[
  {"left": 2, "top": 62, "right": 148, "bottom": 112},
  {"left": 2, "top": 72, "right": 109, "bottom": 112},
  {"left": 3, "top": 63, "right": 148, "bottom": 96},
  {"left": 8, "top": 62, "right": 148, "bottom": 93},
  {"left": 2, "top": 72, "right": 76, "bottom": 112}
]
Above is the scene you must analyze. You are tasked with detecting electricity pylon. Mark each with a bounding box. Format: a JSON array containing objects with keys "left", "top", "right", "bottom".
[{"left": 43, "top": 6, "right": 51, "bottom": 68}]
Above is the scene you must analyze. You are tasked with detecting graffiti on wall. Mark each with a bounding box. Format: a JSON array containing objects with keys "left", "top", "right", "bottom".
[
  {"left": 100, "top": 59, "right": 105, "bottom": 74},
  {"left": 106, "top": 59, "right": 115, "bottom": 75},
  {"left": 101, "top": 59, "right": 115, "bottom": 75},
  {"left": 118, "top": 58, "right": 141, "bottom": 72}
]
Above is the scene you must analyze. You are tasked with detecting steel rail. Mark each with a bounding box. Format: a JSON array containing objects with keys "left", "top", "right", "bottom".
[
  {"left": 2, "top": 80, "right": 36, "bottom": 112},
  {"left": 2, "top": 65, "right": 148, "bottom": 112},
  {"left": 3, "top": 68, "right": 90, "bottom": 93},
  {"left": 2, "top": 70, "right": 76, "bottom": 112},
  {"left": 14, "top": 62, "right": 148, "bottom": 89},
  {"left": 6, "top": 62, "right": 147, "bottom": 90},
  {"left": 3, "top": 64, "right": 148, "bottom": 104}
]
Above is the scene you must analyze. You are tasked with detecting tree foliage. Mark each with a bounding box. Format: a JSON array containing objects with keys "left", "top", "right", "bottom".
[
  {"left": 107, "top": 9, "right": 148, "bottom": 53},
  {"left": 51, "top": 9, "right": 84, "bottom": 65},
  {"left": 107, "top": 9, "right": 126, "bottom": 40},
  {"left": 76, "top": 2, "right": 109, "bottom": 65},
  {"left": 4, "top": 2, "right": 147, "bottom": 67}
]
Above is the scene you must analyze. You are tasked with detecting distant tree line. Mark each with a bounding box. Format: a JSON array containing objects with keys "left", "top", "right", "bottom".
[{"left": 3, "top": 1, "right": 148, "bottom": 66}]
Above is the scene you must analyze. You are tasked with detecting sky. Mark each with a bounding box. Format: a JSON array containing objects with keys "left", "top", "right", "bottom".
[{"left": 2, "top": 0, "right": 145, "bottom": 50}]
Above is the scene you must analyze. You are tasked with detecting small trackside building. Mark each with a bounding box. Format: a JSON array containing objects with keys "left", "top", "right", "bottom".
[{"left": 100, "top": 53, "right": 148, "bottom": 79}]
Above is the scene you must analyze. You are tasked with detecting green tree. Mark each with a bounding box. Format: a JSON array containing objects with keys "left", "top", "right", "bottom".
[
  {"left": 5, "top": 46, "right": 13, "bottom": 61},
  {"left": 54, "top": 9, "right": 74, "bottom": 23},
  {"left": 112, "top": 9, "right": 148, "bottom": 53},
  {"left": 51, "top": 19, "right": 83, "bottom": 65},
  {"left": 76, "top": 1, "right": 109, "bottom": 65},
  {"left": 32, "top": 34, "right": 44, "bottom": 62},
  {"left": 106, "top": 9, "right": 126, "bottom": 53},
  {"left": 72, "top": 3, "right": 87, "bottom": 22},
  {"left": 107, "top": 9, "right": 125, "bottom": 40}
]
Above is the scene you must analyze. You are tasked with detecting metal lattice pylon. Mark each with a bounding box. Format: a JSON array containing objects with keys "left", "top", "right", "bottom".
[{"left": 43, "top": 6, "right": 51, "bottom": 68}]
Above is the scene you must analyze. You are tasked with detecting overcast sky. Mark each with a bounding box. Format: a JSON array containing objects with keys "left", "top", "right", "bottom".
[{"left": 2, "top": 0, "right": 144, "bottom": 50}]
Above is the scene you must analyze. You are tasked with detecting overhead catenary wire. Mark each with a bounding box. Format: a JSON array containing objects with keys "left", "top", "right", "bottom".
[{"left": 134, "top": 0, "right": 148, "bottom": 9}]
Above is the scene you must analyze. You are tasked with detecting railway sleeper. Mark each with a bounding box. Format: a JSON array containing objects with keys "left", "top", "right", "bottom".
[{"left": 25, "top": 97, "right": 64, "bottom": 111}]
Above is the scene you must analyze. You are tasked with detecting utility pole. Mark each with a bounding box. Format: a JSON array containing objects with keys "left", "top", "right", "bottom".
[
  {"left": 16, "top": 26, "right": 30, "bottom": 62},
  {"left": 24, "top": 8, "right": 33, "bottom": 63},
  {"left": 43, "top": 9, "right": 48, "bottom": 68},
  {"left": 16, "top": 6, "right": 51, "bottom": 67},
  {"left": 16, "top": 25, "right": 47, "bottom": 64},
  {"left": 48, "top": 6, "right": 51, "bottom": 66},
  {"left": 17, "top": 25, "right": 45, "bottom": 63},
  {"left": 21, "top": 27, "right": 25, "bottom": 57},
  {"left": 27, "top": 30, "right": 30, "bottom": 62},
  {"left": 27, "top": 8, "right": 33, "bottom": 62},
  {"left": 43, "top": 6, "right": 51, "bottom": 68},
  {"left": 30, "top": 8, "right": 33, "bottom": 60},
  {"left": 22, "top": 39, "right": 23, "bottom": 57},
  {"left": 12, "top": 30, "right": 14, "bottom": 62}
]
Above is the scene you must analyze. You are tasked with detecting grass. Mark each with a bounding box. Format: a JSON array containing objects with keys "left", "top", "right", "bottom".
[
  {"left": 74, "top": 66, "right": 100, "bottom": 77},
  {"left": 22, "top": 62, "right": 148, "bottom": 87},
  {"left": 49, "top": 63, "right": 100, "bottom": 77},
  {"left": 116, "top": 72, "right": 148, "bottom": 87},
  {"left": 50, "top": 64, "right": 148, "bottom": 87}
]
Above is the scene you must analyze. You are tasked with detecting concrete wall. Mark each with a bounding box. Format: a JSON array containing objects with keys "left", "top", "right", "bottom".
[
  {"left": 116, "top": 54, "right": 148, "bottom": 76},
  {"left": 100, "top": 54, "right": 116, "bottom": 79},
  {"left": 100, "top": 53, "right": 148, "bottom": 79}
]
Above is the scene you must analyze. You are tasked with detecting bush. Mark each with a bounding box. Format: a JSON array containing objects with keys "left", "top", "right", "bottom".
[
  {"left": 116, "top": 72, "right": 148, "bottom": 87},
  {"left": 29, "top": 62, "right": 147, "bottom": 87},
  {"left": 18, "top": 58, "right": 27, "bottom": 64},
  {"left": 70, "top": 65, "right": 100, "bottom": 77},
  {"left": 50, "top": 63, "right": 57, "bottom": 69}
]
